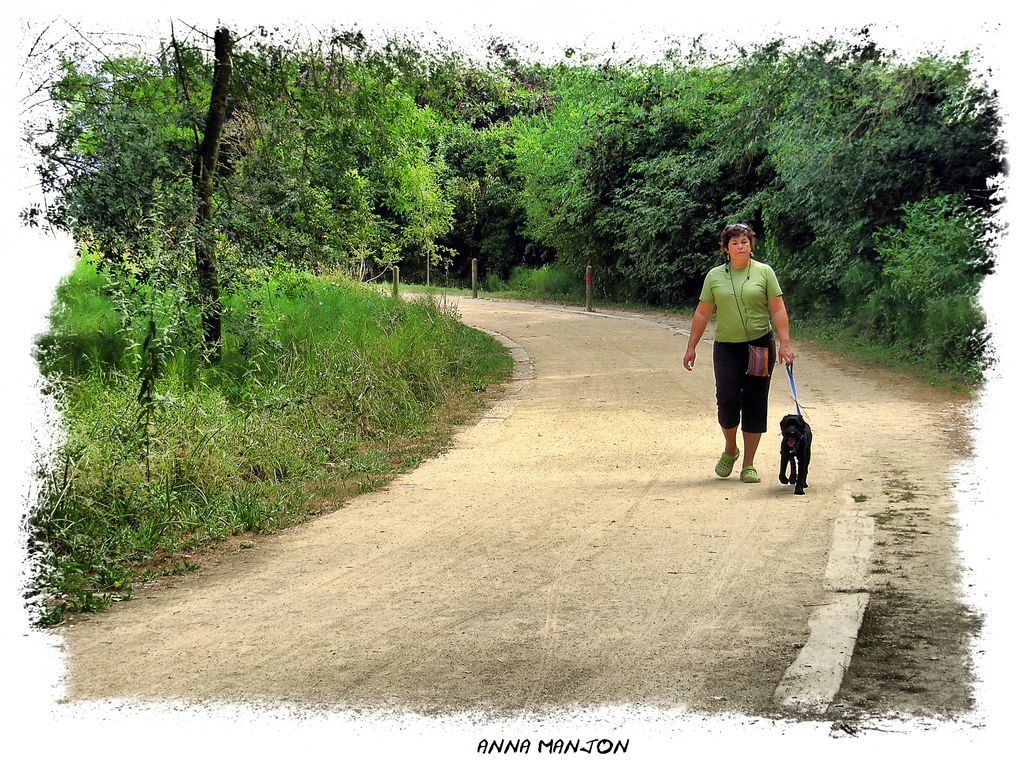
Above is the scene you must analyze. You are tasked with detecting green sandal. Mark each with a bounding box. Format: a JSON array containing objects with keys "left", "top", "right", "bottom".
[
  {"left": 741, "top": 466, "right": 761, "bottom": 483},
  {"left": 715, "top": 451, "right": 740, "bottom": 478}
]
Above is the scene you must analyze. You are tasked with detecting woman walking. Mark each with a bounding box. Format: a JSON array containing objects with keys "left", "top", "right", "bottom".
[{"left": 682, "top": 223, "right": 794, "bottom": 483}]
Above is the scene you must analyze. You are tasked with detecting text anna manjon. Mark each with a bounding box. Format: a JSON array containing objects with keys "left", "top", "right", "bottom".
[{"left": 477, "top": 738, "right": 629, "bottom": 755}]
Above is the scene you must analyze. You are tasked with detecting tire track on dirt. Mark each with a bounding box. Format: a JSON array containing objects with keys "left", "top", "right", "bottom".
[{"left": 530, "top": 472, "right": 661, "bottom": 699}]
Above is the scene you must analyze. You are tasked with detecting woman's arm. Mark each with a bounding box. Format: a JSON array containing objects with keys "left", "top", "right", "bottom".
[
  {"left": 683, "top": 300, "right": 715, "bottom": 371},
  {"left": 768, "top": 294, "right": 794, "bottom": 364}
]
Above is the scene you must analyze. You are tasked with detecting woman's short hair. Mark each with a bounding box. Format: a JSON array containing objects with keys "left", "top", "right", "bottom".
[{"left": 720, "top": 222, "right": 757, "bottom": 253}]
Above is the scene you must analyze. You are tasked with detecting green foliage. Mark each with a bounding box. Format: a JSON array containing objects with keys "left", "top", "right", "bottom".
[
  {"left": 877, "top": 194, "right": 992, "bottom": 304},
  {"left": 438, "top": 122, "right": 532, "bottom": 282},
  {"left": 34, "top": 258, "right": 127, "bottom": 373},
  {"left": 27, "top": 48, "right": 202, "bottom": 268},
  {"left": 868, "top": 194, "right": 993, "bottom": 378},
  {"left": 513, "top": 63, "right": 622, "bottom": 272},
  {"left": 503, "top": 263, "right": 583, "bottom": 300},
  {"left": 27, "top": 260, "right": 511, "bottom": 624},
  {"left": 761, "top": 43, "right": 1002, "bottom": 304},
  {"left": 507, "top": 37, "right": 1001, "bottom": 375},
  {"left": 24, "top": 24, "right": 1003, "bottom": 382}
]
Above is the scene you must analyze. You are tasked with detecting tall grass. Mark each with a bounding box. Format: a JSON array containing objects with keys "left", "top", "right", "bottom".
[
  {"left": 496, "top": 264, "right": 583, "bottom": 300},
  {"left": 26, "top": 260, "right": 511, "bottom": 625}
]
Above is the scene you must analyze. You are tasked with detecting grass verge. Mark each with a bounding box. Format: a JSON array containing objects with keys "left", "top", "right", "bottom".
[
  {"left": 26, "top": 259, "right": 512, "bottom": 626},
  {"left": 781, "top": 316, "right": 979, "bottom": 391}
]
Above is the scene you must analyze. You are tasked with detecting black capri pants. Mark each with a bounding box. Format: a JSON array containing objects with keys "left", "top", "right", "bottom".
[{"left": 712, "top": 332, "right": 775, "bottom": 434}]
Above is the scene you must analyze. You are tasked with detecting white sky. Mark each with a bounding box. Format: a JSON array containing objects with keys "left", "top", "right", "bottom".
[{"left": 2, "top": 2, "right": 1020, "bottom": 766}]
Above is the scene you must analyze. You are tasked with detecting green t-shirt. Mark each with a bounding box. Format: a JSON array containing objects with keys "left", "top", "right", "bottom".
[{"left": 698, "top": 259, "right": 783, "bottom": 342}]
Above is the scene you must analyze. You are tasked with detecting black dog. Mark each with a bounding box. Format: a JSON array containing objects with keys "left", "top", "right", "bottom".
[{"left": 779, "top": 414, "right": 812, "bottom": 495}]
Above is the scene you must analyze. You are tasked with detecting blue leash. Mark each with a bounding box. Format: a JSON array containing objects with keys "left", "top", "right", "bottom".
[{"left": 785, "top": 362, "right": 802, "bottom": 418}]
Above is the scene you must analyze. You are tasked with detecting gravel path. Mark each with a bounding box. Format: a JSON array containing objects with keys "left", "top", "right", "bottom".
[{"left": 59, "top": 297, "right": 970, "bottom": 717}]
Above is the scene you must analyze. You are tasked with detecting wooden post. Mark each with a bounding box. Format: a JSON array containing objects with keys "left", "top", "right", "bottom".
[
  {"left": 471, "top": 258, "right": 478, "bottom": 298},
  {"left": 585, "top": 265, "right": 593, "bottom": 312},
  {"left": 392, "top": 266, "right": 400, "bottom": 299}
]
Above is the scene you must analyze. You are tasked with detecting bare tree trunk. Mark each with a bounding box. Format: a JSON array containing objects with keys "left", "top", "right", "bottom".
[{"left": 193, "top": 27, "right": 233, "bottom": 358}]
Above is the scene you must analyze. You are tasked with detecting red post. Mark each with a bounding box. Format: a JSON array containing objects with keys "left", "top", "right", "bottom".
[{"left": 585, "top": 265, "right": 593, "bottom": 312}]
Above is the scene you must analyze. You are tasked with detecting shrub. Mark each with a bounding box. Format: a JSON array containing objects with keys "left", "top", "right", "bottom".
[{"left": 873, "top": 194, "right": 993, "bottom": 377}]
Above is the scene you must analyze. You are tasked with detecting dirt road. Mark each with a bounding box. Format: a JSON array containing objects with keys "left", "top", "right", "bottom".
[{"left": 59, "top": 298, "right": 974, "bottom": 717}]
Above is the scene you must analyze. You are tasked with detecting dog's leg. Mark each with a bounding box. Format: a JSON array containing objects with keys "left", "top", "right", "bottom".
[
  {"left": 800, "top": 432, "right": 811, "bottom": 491},
  {"left": 779, "top": 447, "right": 789, "bottom": 485},
  {"left": 795, "top": 443, "right": 809, "bottom": 494}
]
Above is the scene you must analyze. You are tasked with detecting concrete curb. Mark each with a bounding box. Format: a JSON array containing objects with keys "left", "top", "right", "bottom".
[
  {"left": 773, "top": 490, "right": 875, "bottom": 716},
  {"left": 469, "top": 326, "right": 537, "bottom": 426},
  {"left": 471, "top": 326, "right": 535, "bottom": 383},
  {"left": 773, "top": 592, "right": 870, "bottom": 714}
]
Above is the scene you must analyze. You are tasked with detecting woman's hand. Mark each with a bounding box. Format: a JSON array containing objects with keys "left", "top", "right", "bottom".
[
  {"left": 683, "top": 347, "right": 697, "bottom": 371},
  {"left": 778, "top": 341, "right": 794, "bottom": 365},
  {"left": 684, "top": 301, "right": 714, "bottom": 372},
  {"left": 768, "top": 296, "right": 794, "bottom": 365}
]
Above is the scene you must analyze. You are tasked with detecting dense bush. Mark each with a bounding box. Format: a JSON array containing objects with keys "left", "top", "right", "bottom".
[
  {"left": 509, "top": 40, "right": 1002, "bottom": 377},
  {"left": 870, "top": 195, "right": 993, "bottom": 377}
]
